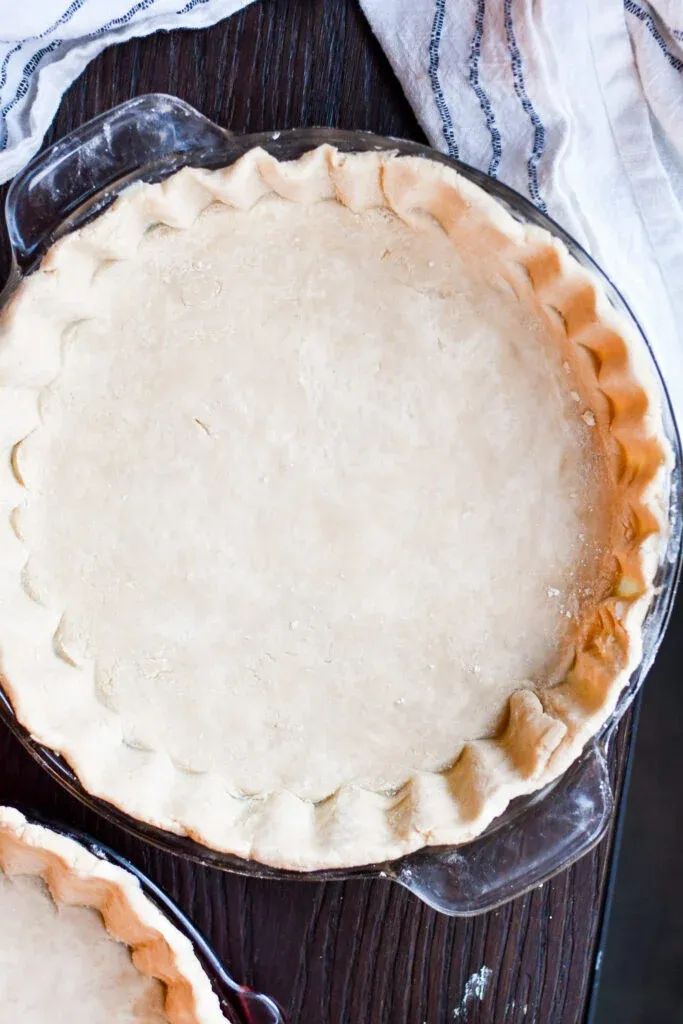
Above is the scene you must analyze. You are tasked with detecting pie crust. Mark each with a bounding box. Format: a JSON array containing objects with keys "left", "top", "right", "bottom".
[
  {"left": 0, "top": 145, "right": 669, "bottom": 869},
  {"left": 0, "top": 806, "right": 224, "bottom": 1022}
]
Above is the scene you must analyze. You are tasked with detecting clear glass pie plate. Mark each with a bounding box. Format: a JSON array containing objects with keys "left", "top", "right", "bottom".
[
  {"left": 11, "top": 806, "right": 283, "bottom": 1024},
  {"left": 0, "top": 94, "right": 680, "bottom": 916}
]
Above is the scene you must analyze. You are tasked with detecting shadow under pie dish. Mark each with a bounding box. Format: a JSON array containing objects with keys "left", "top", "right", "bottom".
[
  {"left": 0, "top": 144, "right": 670, "bottom": 871},
  {"left": 0, "top": 806, "right": 226, "bottom": 1023}
]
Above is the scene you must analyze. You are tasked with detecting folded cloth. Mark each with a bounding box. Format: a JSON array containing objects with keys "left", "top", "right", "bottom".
[{"left": 1, "top": 0, "right": 682, "bottom": 413}]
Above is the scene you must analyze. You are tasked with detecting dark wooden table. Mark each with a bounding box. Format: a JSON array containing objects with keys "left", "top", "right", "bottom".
[{"left": 0, "top": 2, "right": 649, "bottom": 1021}]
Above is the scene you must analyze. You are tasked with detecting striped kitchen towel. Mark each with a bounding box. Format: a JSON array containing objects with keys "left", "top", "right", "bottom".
[{"left": 1, "top": 0, "right": 682, "bottom": 411}]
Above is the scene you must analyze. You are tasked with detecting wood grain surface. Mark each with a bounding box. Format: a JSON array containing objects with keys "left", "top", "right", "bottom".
[{"left": 0, "top": 2, "right": 647, "bottom": 1021}]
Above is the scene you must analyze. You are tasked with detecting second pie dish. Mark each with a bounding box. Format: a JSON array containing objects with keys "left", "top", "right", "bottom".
[
  {"left": 0, "top": 140, "right": 671, "bottom": 870},
  {"left": 0, "top": 806, "right": 227, "bottom": 1023}
]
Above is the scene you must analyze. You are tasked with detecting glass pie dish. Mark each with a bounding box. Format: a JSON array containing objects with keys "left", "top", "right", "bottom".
[
  {"left": 7, "top": 805, "right": 283, "bottom": 1024},
  {"left": 0, "top": 94, "right": 680, "bottom": 916}
]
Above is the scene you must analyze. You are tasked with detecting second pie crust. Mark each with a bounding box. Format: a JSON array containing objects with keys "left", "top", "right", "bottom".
[{"left": 0, "top": 806, "right": 225, "bottom": 1023}]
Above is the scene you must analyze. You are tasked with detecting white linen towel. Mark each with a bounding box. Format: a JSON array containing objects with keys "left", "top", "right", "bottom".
[{"left": 1, "top": 0, "right": 682, "bottom": 412}]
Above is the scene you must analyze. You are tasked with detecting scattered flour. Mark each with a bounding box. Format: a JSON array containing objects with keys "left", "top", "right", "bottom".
[{"left": 453, "top": 966, "right": 493, "bottom": 1020}]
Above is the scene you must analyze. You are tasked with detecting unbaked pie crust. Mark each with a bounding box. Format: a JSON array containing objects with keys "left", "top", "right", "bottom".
[
  {"left": 0, "top": 806, "right": 224, "bottom": 1022},
  {"left": 0, "top": 146, "right": 668, "bottom": 869}
]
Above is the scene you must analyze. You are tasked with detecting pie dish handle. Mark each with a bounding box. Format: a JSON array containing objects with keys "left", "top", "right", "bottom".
[
  {"left": 391, "top": 742, "right": 613, "bottom": 915},
  {"left": 5, "top": 93, "right": 231, "bottom": 268}
]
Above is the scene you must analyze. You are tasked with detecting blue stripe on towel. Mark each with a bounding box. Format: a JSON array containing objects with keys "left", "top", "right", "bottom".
[
  {"left": 429, "top": 0, "right": 459, "bottom": 159},
  {"left": 95, "top": 0, "right": 160, "bottom": 34},
  {"left": 176, "top": 0, "right": 213, "bottom": 14},
  {"left": 468, "top": 0, "right": 502, "bottom": 177},
  {"left": 45, "top": 1, "right": 88, "bottom": 37},
  {"left": 0, "top": 44, "right": 23, "bottom": 93},
  {"left": 625, "top": 0, "right": 683, "bottom": 72},
  {"left": 0, "top": 0, "right": 86, "bottom": 45},
  {"left": 0, "top": 42, "right": 62, "bottom": 149},
  {"left": 503, "top": 0, "right": 547, "bottom": 212}
]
